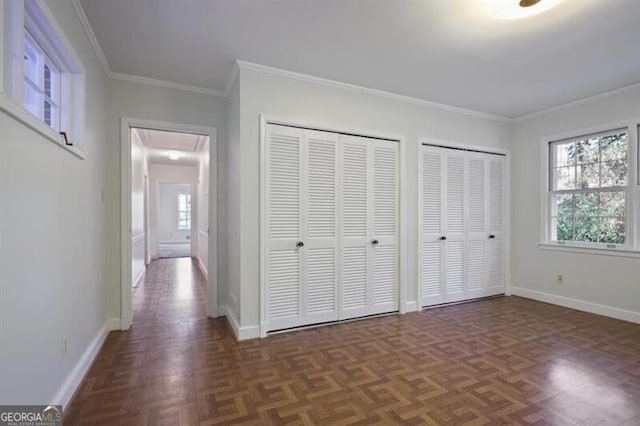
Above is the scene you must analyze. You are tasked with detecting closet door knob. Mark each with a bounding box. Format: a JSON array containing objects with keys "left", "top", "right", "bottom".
[
  {"left": 371, "top": 239, "right": 379, "bottom": 245},
  {"left": 296, "top": 241, "right": 304, "bottom": 247},
  {"left": 488, "top": 235, "right": 496, "bottom": 239},
  {"left": 440, "top": 236, "right": 447, "bottom": 241}
]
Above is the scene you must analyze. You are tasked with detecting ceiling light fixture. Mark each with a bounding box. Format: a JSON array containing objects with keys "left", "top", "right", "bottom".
[
  {"left": 168, "top": 150, "right": 181, "bottom": 160},
  {"left": 487, "top": 0, "right": 562, "bottom": 19}
]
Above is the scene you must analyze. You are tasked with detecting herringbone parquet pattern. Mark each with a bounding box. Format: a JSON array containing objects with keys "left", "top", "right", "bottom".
[{"left": 64, "top": 258, "right": 640, "bottom": 425}]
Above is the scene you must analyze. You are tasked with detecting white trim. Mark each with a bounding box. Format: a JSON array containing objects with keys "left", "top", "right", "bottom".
[
  {"left": 418, "top": 137, "right": 510, "bottom": 156},
  {"left": 109, "top": 71, "right": 226, "bottom": 97},
  {"left": 52, "top": 320, "right": 114, "bottom": 410},
  {"left": 403, "top": 301, "right": 419, "bottom": 313},
  {"left": 221, "top": 306, "right": 260, "bottom": 341},
  {"left": 515, "top": 82, "right": 640, "bottom": 122},
  {"left": 121, "top": 117, "right": 218, "bottom": 330},
  {"left": 259, "top": 115, "right": 408, "bottom": 337},
  {"left": 197, "top": 256, "right": 208, "bottom": 280},
  {"left": 239, "top": 61, "right": 510, "bottom": 122},
  {"left": 510, "top": 287, "right": 640, "bottom": 325},
  {"left": 69, "top": 0, "right": 108, "bottom": 76},
  {"left": 132, "top": 266, "right": 145, "bottom": 288},
  {"left": 224, "top": 61, "right": 239, "bottom": 97},
  {"left": 0, "top": 91, "right": 84, "bottom": 158},
  {"left": 538, "top": 243, "right": 640, "bottom": 259}
]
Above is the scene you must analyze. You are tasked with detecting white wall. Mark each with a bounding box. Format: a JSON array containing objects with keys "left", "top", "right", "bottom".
[
  {"left": 131, "top": 129, "right": 148, "bottom": 285},
  {"left": 511, "top": 86, "right": 640, "bottom": 316},
  {"left": 233, "top": 67, "right": 512, "bottom": 330},
  {"left": 158, "top": 183, "right": 191, "bottom": 244},
  {"left": 107, "top": 79, "right": 227, "bottom": 321},
  {"left": 149, "top": 164, "right": 197, "bottom": 257},
  {"left": 197, "top": 138, "right": 210, "bottom": 276},
  {"left": 0, "top": 0, "right": 110, "bottom": 405}
]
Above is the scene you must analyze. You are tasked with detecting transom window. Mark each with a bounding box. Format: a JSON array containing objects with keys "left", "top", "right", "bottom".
[
  {"left": 23, "top": 32, "right": 61, "bottom": 130},
  {"left": 178, "top": 193, "right": 191, "bottom": 230},
  {"left": 547, "top": 127, "right": 638, "bottom": 250}
]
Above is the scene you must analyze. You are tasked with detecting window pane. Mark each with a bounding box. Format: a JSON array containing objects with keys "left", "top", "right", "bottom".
[
  {"left": 574, "top": 193, "right": 598, "bottom": 217},
  {"left": 554, "top": 166, "right": 575, "bottom": 190},
  {"left": 44, "top": 100, "right": 51, "bottom": 126},
  {"left": 574, "top": 216, "right": 599, "bottom": 243},
  {"left": 597, "top": 217, "right": 626, "bottom": 245},
  {"left": 179, "top": 212, "right": 188, "bottom": 220},
  {"left": 600, "top": 133, "right": 627, "bottom": 161},
  {"left": 23, "top": 82, "right": 39, "bottom": 117},
  {"left": 575, "top": 138, "right": 599, "bottom": 164},
  {"left": 577, "top": 163, "right": 599, "bottom": 189},
  {"left": 599, "top": 191, "right": 626, "bottom": 217},
  {"left": 600, "top": 160, "right": 628, "bottom": 187},
  {"left": 44, "top": 64, "right": 51, "bottom": 98},
  {"left": 24, "top": 37, "right": 39, "bottom": 84},
  {"left": 554, "top": 194, "right": 573, "bottom": 241},
  {"left": 553, "top": 142, "right": 576, "bottom": 166}
]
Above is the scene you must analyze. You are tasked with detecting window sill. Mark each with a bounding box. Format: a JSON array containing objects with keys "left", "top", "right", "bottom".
[
  {"left": 0, "top": 92, "right": 85, "bottom": 160},
  {"left": 539, "top": 243, "right": 640, "bottom": 259}
]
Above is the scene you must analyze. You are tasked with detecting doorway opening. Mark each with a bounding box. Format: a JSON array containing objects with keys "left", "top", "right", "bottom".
[{"left": 122, "top": 118, "right": 217, "bottom": 329}]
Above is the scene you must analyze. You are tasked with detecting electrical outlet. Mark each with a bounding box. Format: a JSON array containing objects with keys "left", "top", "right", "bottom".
[
  {"left": 557, "top": 274, "right": 564, "bottom": 284},
  {"left": 62, "top": 337, "right": 68, "bottom": 358}
]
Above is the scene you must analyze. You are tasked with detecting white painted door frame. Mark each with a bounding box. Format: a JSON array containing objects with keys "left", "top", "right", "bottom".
[
  {"left": 120, "top": 117, "right": 218, "bottom": 330},
  {"left": 259, "top": 114, "right": 408, "bottom": 338},
  {"left": 417, "top": 138, "right": 511, "bottom": 307}
]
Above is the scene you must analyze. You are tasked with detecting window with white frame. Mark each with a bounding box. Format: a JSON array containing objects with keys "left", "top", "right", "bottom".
[
  {"left": 1, "top": 0, "right": 85, "bottom": 149},
  {"left": 546, "top": 127, "right": 638, "bottom": 250},
  {"left": 178, "top": 193, "right": 191, "bottom": 231}
]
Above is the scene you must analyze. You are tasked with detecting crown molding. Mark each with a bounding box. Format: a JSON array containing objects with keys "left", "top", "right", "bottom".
[
  {"left": 70, "top": 0, "right": 110, "bottom": 76},
  {"left": 515, "top": 81, "right": 640, "bottom": 122},
  {"left": 224, "top": 61, "right": 240, "bottom": 96},
  {"left": 235, "top": 60, "right": 512, "bottom": 122},
  {"left": 108, "top": 71, "right": 226, "bottom": 96}
]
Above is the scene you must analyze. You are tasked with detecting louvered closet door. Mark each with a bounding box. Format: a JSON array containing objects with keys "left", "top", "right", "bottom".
[
  {"left": 265, "top": 125, "right": 304, "bottom": 331},
  {"left": 303, "top": 130, "right": 340, "bottom": 324},
  {"left": 420, "top": 146, "right": 444, "bottom": 306},
  {"left": 443, "top": 149, "right": 466, "bottom": 303},
  {"left": 339, "top": 135, "right": 371, "bottom": 320},
  {"left": 486, "top": 156, "right": 505, "bottom": 295},
  {"left": 466, "top": 153, "right": 488, "bottom": 299},
  {"left": 370, "top": 140, "right": 399, "bottom": 315}
]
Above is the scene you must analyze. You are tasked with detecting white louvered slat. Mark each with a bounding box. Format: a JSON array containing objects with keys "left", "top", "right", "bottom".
[
  {"left": 342, "top": 143, "right": 368, "bottom": 238},
  {"left": 466, "top": 240, "right": 485, "bottom": 291},
  {"left": 445, "top": 241, "right": 464, "bottom": 302},
  {"left": 422, "top": 150, "right": 442, "bottom": 234},
  {"left": 268, "top": 250, "right": 299, "bottom": 319},
  {"left": 487, "top": 238, "right": 504, "bottom": 289},
  {"left": 372, "top": 242, "right": 396, "bottom": 306},
  {"left": 373, "top": 146, "right": 397, "bottom": 237},
  {"left": 307, "top": 137, "right": 336, "bottom": 238},
  {"left": 467, "top": 157, "right": 485, "bottom": 233},
  {"left": 446, "top": 153, "right": 464, "bottom": 234},
  {"left": 306, "top": 248, "right": 336, "bottom": 313},
  {"left": 269, "top": 133, "right": 300, "bottom": 239},
  {"left": 489, "top": 158, "right": 504, "bottom": 232},
  {"left": 421, "top": 242, "right": 441, "bottom": 297},
  {"left": 341, "top": 247, "right": 367, "bottom": 310}
]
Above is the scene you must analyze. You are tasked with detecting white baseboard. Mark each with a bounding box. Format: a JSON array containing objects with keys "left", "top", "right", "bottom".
[
  {"left": 510, "top": 286, "right": 640, "bottom": 324},
  {"left": 53, "top": 320, "right": 112, "bottom": 410},
  {"left": 197, "top": 257, "right": 208, "bottom": 279},
  {"left": 108, "top": 318, "right": 121, "bottom": 331},
  {"left": 402, "top": 301, "right": 419, "bottom": 313},
  {"left": 132, "top": 268, "right": 145, "bottom": 288},
  {"left": 219, "top": 306, "right": 260, "bottom": 340}
]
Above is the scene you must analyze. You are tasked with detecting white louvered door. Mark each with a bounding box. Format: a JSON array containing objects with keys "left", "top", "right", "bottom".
[
  {"left": 486, "top": 156, "right": 505, "bottom": 296},
  {"left": 370, "top": 140, "right": 399, "bottom": 315},
  {"left": 304, "top": 130, "right": 340, "bottom": 325},
  {"left": 419, "top": 147, "right": 444, "bottom": 306},
  {"left": 443, "top": 149, "right": 466, "bottom": 303},
  {"left": 265, "top": 125, "right": 304, "bottom": 330},
  {"left": 466, "top": 153, "right": 488, "bottom": 299},
  {"left": 420, "top": 145, "right": 505, "bottom": 308},
  {"left": 266, "top": 125, "right": 399, "bottom": 332},
  {"left": 340, "top": 135, "right": 371, "bottom": 320}
]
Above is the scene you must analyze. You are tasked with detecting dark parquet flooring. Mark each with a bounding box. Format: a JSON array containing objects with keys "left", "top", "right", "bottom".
[{"left": 64, "top": 258, "right": 640, "bottom": 425}]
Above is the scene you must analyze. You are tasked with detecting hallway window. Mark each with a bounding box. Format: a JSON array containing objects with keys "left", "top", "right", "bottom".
[{"left": 178, "top": 193, "right": 191, "bottom": 230}]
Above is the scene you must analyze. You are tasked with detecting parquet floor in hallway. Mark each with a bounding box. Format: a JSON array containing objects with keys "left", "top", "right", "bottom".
[{"left": 64, "top": 258, "right": 640, "bottom": 425}]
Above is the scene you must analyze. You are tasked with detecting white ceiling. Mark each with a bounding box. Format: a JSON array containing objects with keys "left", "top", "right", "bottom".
[
  {"left": 134, "top": 128, "right": 206, "bottom": 166},
  {"left": 79, "top": 0, "right": 640, "bottom": 118}
]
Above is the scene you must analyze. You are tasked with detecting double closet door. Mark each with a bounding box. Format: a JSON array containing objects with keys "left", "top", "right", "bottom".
[
  {"left": 420, "top": 145, "right": 505, "bottom": 307},
  {"left": 265, "top": 124, "right": 399, "bottom": 332}
]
